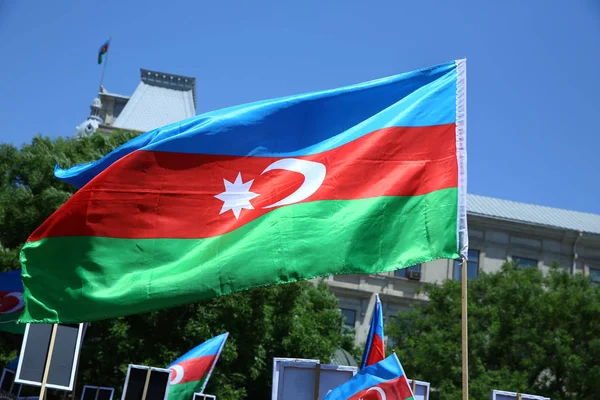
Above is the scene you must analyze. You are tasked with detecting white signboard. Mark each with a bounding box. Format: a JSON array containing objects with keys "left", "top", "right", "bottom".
[
  {"left": 15, "top": 323, "right": 85, "bottom": 391},
  {"left": 271, "top": 358, "right": 357, "bottom": 400},
  {"left": 407, "top": 379, "right": 430, "bottom": 400},
  {"left": 492, "top": 390, "right": 550, "bottom": 400},
  {"left": 192, "top": 394, "right": 216, "bottom": 400}
]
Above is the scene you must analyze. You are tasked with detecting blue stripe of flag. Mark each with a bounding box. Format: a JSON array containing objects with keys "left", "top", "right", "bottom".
[
  {"left": 324, "top": 354, "right": 405, "bottom": 399},
  {"left": 167, "top": 332, "right": 228, "bottom": 367},
  {"left": 55, "top": 61, "right": 460, "bottom": 189},
  {"left": 0, "top": 270, "right": 23, "bottom": 292}
]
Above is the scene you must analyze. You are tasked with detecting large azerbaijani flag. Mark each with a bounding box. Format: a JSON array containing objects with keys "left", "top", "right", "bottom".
[
  {"left": 167, "top": 333, "right": 228, "bottom": 399},
  {"left": 18, "top": 60, "right": 468, "bottom": 324}
]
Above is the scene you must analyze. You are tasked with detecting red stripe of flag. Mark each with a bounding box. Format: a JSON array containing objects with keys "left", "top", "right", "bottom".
[
  {"left": 365, "top": 333, "right": 385, "bottom": 367},
  {"left": 170, "top": 355, "right": 216, "bottom": 384},
  {"left": 29, "top": 124, "right": 457, "bottom": 241},
  {"left": 347, "top": 375, "right": 414, "bottom": 400}
]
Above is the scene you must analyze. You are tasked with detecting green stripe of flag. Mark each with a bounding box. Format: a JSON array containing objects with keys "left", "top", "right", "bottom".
[
  {"left": 19, "top": 188, "right": 459, "bottom": 324},
  {"left": 168, "top": 377, "right": 207, "bottom": 400}
]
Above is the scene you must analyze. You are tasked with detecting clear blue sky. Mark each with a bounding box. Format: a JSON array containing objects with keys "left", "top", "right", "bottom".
[{"left": 0, "top": 0, "right": 599, "bottom": 213}]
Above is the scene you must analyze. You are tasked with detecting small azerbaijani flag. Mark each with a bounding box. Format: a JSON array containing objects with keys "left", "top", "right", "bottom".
[
  {"left": 324, "top": 353, "right": 414, "bottom": 400},
  {"left": 360, "top": 294, "right": 385, "bottom": 369},
  {"left": 98, "top": 40, "right": 109, "bottom": 65},
  {"left": 0, "top": 270, "right": 25, "bottom": 334},
  {"left": 167, "top": 332, "right": 228, "bottom": 399}
]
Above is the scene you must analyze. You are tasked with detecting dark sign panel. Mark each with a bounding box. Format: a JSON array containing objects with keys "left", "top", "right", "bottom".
[
  {"left": 122, "top": 365, "right": 172, "bottom": 400},
  {"left": 14, "top": 323, "right": 84, "bottom": 391},
  {"left": 81, "top": 385, "right": 115, "bottom": 400}
]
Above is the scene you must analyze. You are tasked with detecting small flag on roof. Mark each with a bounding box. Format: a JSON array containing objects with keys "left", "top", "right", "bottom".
[{"left": 98, "top": 40, "right": 110, "bottom": 64}]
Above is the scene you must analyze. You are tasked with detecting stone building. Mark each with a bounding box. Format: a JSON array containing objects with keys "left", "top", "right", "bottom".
[{"left": 76, "top": 68, "right": 196, "bottom": 136}]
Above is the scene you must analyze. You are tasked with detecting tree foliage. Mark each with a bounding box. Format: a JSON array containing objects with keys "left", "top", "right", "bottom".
[
  {"left": 0, "top": 133, "right": 352, "bottom": 399},
  {"left": 388, "top": 263, "right": 600, "bottom": 400},
  {"left": 0, "top": 132, "right": 139, "bottom": 265},
  {"left": 76, "top": 280, "right": 346, "bottom": 399}
]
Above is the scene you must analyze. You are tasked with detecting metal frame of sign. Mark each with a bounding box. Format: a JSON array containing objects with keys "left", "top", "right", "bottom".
[
  {"left": 1, "top": 368, "right": 22, "bottom": 396},
  {"left": 491, "top": 390, "right": 550, "bottom": 400},
  {"left": 0, "top": 368, "right": 13, "bottom": 388},
  {"left": 81, "top": 385, "right": 115, "bottom": 400},
  {"left": 271, "top": 357, "right": 357, "bottom": 400},
  {"left": 407, "top": 379, "right": 431, "bottom": 400},
  {"left": 14, "top": 323, "right": 85, "bottom": 391},
  {"left": 121, "top": 364, "right": 172, "bottom": 400},
  {"left": 192, "top": 394, "right": 216, "bottom": 400}
]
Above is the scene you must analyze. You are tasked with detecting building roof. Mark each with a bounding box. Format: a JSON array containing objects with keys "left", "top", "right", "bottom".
[
  {"left": 468, "top": 194, "right": 600, "bottom": 235},
  {"left": 112, "top": 69, "right": 196, "bottom": 133},
  {"left": 330, "top": 348, "right": 358, "bottom": 367}
]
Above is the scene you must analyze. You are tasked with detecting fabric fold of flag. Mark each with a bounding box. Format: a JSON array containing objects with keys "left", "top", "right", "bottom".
[
  {"left": 19, "top": 60, "right": 468, "bottom": 324},
  {"left": 167, "top": 332, "right": 228, "bottom": 399},
  {"left": 324, "top": 354, "right": 414, "bottom": 400},
  {"left": 360, "top": 294, "right": 385, "bottom": 369},
  {"left": 0, "top": 270, "right": 25, "bottom": 334}
]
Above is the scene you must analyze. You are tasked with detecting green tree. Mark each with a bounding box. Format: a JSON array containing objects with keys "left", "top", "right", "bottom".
[
  {"left": 0, "top": 133, "right": 352, "bottom": 399},
  {"left": 0, "top": 132, "right": 139, "bottom": 269},
  {"left": 387, "top": 263, "right": 600, "bottom": 400},
  {"left": 78, "top": 281, "right": 346, "bottom": 399}
]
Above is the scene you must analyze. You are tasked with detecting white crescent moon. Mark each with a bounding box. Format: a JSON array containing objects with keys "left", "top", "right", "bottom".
[
  {"left": 261, "top": 158, "right": 326, "bottom": 208},
  {"left": 170, "top": 364, "right": 184, "bottom": 385},
  {"left": 0, "top": 292, "right": 24, "bottom": 315},
  {"left": 366, "top": 386, "right": 387, "bottom": 400}
]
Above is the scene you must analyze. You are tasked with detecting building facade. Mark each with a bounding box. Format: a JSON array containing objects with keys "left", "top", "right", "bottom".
[{"left": 317, "top": 194, "right": 600, "bottom": 344}]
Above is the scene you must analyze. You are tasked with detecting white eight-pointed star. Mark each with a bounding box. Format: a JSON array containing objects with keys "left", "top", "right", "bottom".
[{"left": 214, "top": 173, "right": 260, "bottom": 219}]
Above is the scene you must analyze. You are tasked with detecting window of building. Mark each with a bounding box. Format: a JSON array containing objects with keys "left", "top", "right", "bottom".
[
  {"left": 590, "top": 268, "right": 600, "bottom": 285},
  {"left": 453, "top": 249, "right": 480, "bottom": 281},
  {"left": 340, "top": 308, "right": 356, "bottom": 328},
  {"left": 513, "top": 256, "right": 538, "bottom": 269},
  {"left": 394, "top": 264, "right": 421, "bottom": 279}
]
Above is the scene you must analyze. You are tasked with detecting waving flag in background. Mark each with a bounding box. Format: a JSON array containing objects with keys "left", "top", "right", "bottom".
[
  {"left": 360, "top": 294, "right": 385, "bottom": 369},
  {"left": 325, "top": 353, "right": 414, "bottom": 400},
  {"left": 18, "top": 60, "right": 467, "bottom": 324},
  {"left": 0, "top": 270, "right": 25, "bottom": 334},
  {"left": 167, "top": 333, "right": 228, "bottom": 399}
]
